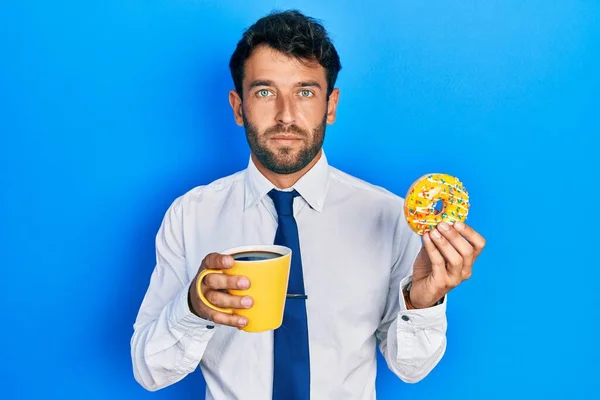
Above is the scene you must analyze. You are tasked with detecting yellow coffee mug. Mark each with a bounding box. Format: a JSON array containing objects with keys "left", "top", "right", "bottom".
[{"left": 196, "top": 244, "right": 291, "bottom": 332}]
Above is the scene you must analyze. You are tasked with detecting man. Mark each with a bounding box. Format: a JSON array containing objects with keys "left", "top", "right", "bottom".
[{"left": 131, "top": 10, "right": 486, "bottom": 399}]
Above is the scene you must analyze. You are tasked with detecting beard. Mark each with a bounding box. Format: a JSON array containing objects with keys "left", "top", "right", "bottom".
[{"left": 243, "top": 111, "right": 327, "bottom": 175}]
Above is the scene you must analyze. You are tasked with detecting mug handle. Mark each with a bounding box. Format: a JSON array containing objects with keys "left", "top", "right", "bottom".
[{"left": 196, "top": 269, "right": 234, "bottom": 315}]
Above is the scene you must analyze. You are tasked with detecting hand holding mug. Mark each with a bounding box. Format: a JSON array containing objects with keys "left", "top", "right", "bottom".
[
  {"left": 188, "top": 252, "right": 254, "bottom": 329},
  {"left": 189, "top": 245, "right": 292, "bottom": 332}
]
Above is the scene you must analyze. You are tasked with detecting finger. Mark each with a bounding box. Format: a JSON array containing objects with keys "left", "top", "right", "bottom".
[
  {"left": 203, "top": 252, "right": 234, "bottom": 270},
  {"left": 203, "top": 273, "right": 251, "bottom": 290},
  {"left": 453, "top": 222, "right": 486, "bottom": 258},
  {"left": 210, "top": 311, "right": 249, "bottom": 329},
  {"left": 205, "top": 289, "right": 254, "bottom": 310},
  {"left": 422, "top": 232, "right": 447, "bottom": 283},
  {"left": 438, "top": 222, "right": 474, "bottom": 268},
  {"left": 429, "top": 228, "right": 463, "bottom": 284}
]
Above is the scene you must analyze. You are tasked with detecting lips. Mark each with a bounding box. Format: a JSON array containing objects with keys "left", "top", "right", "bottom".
[
  {"left": 271, "top": 135, "right": 302, "bottom": 140},
  {"left": 270, "top": 135, "right": 304, "bottom": 144}
]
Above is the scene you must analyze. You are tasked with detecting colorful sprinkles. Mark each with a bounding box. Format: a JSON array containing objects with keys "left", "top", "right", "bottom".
[{"left": 403, "top": 173, "right": 470, "bottom": 235}]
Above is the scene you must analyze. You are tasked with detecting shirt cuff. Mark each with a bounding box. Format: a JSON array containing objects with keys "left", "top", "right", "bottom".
[
  {"left": 168, "top": 280, "right": 218, "bottom": 335},
  {"left": 398, "top": 276, "right": 447, "bottom": 327}
]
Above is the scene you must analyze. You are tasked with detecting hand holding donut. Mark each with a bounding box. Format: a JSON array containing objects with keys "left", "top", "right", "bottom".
[
  {"left": 403, "top": 173, "right": 486, "bottom": 309},
  {"left": 408, "top": 221, "right": 486, "bottom": 308}
]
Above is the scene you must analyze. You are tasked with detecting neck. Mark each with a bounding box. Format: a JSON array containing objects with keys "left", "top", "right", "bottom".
[{"left": 251, "top": 150, "right": 322, "bottom": 189}]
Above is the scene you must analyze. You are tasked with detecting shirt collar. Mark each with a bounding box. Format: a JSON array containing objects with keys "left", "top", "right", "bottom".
[{"left": 244, "top": 151, "right": 330, "bottom": 213}]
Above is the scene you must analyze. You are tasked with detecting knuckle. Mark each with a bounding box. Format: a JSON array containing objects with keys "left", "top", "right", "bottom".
[
  {"left": 211, "top": 312, "right": 228, "bottom": 325},
  {"left": 220, "top": 294, "right": 234, "bottom": 308},
  {"left": 206, "top": 290, "right": 220, "bottom": 305},
  {"left": 447, "top": 228, "right": 460, "bottom": 238},
  {"left": 206, "top": 252, "right": 220, "bottom": 267},
  {"left": 443, "top": 280, "right": 453, "bottom": 290},
  {"left": 445, "top": 275, "right": 459, "bottom": 288},
  {"left": 451, "top": 256, "right": 463, "bottom": 268},
  {"left": 453, "top": 273, "right": 463, "bottom": 284},
  {"left": 206, "top": 274, "right": 223, "bottom": 289},
  {"left": 217, "top": 313, "right": 238, "bottom": 327},
  {"left": 200, "top": 256, "right": 211, "bottom": 269},
  {"left": 203, "top": 274, "right": 215, "bottom": 287}
]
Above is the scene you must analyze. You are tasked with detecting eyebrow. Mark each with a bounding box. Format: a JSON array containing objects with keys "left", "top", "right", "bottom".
[
  {"left": 248, "top": 80, "right": 274, "bottom": 88},
  {"left": 248, "top": 80, "right": 323, "bottom": 90},
  {"left": 295, "top": 81, "right": 322, "bottom": 89}
]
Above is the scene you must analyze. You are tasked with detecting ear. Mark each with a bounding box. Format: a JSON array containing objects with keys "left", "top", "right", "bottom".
[
  {"left": 229, "top": 90, "right": 244, "bottom": 126},
  {"left": 325, "top": 88, "right": 340, "bottom": 125}
]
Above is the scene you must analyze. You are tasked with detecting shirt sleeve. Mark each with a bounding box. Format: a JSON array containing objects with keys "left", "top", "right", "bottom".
[
  {"left": 130, "top": 196, "right": 217, "bottom": 391},
  {"left": 375, "top": 216, "right": 448, "bottom": 383}
]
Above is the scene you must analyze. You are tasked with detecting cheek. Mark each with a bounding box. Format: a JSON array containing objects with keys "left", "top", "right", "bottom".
[
  {"left": 245, "top": 98, "right": 275, "bottom": 119},
  {"left": 244, "top": 103, "right": 273, "bottom": 130},
  {"left": 296, "top": 101, "right": 326, "bottom": 127}
]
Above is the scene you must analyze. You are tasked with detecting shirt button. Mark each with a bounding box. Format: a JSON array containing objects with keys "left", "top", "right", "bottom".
[
  {"left": 206, "top": 325, "right": 215, "bottom": 329},
  {"left": 401, "top": 315, "right": 410, "bottom": 322}
]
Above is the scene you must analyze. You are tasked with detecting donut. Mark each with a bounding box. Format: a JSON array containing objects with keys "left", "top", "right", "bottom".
[{"left": 404, "top": 173, "right": 470, "bottom": 235}]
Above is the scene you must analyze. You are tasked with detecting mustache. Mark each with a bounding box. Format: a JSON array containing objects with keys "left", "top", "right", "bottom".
[{"left": 264, "top": 123, "right": 308, "bottom": 138}]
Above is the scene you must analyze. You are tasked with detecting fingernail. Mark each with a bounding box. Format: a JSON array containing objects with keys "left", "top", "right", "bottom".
[
  {"left": 431, "top": 229, "right": 441, "bottom": 239},
  {"left": 238, "top": 318, "right": 248, "bottom": 327},
  {"left": 438, "top": 222, "right": 450, "bottom": 231},
  {"left": 454, "top": 221, "right": 465, "bottom": 230},
  {"left": 241, "top": 296, "right": 253, "bottom": 308},
  {"left": 238, "top": 278, "right": 250, "bottom": 289}
]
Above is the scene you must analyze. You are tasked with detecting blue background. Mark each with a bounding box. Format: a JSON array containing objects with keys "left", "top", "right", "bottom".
[{"left": 1, "top": 1, "right": 598, "bottom": 399}]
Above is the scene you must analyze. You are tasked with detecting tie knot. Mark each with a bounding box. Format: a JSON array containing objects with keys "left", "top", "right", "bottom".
[{"left": 268, "top": 189, "right": 299, "bottom": 216}]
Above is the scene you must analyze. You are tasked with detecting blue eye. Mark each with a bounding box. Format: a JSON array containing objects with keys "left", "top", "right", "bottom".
[
  {"left": 300, "top": 90, "right": 313, "bottom": 97},
  {"left": 257, "top": 89, "right": 271, "bottom": 97}
]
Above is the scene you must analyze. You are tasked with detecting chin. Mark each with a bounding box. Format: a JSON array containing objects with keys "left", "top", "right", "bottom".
[
  {"left": 267, "top": 144, "right": 298, "bottom": 157},
  {"left": 266, "top": 154, "right": 306, "bottom": 174},
  {"left": 273, "top": 155, "right": 301, "bottom": 168}
]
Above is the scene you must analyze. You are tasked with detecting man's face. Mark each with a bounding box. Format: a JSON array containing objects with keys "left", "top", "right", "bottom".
[{"left": 229, "top": 45, "right": 340, "bottom": 174}]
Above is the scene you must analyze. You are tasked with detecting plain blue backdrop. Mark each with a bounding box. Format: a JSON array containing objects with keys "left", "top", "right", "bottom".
[{"left": 1, "top": 1, "right": 598, "bottom": 399}]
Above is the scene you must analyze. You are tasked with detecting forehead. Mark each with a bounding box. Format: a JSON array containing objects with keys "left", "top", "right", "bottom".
[{"left": 243, "top": 45, "right": 327, "bottom": 87}]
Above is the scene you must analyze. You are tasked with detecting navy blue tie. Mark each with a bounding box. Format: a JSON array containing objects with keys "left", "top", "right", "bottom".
[{"left": 268, "top": 189, "right": 310, "bottom": 400}]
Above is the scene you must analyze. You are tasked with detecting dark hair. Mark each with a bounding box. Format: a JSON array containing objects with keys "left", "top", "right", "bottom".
[{"left": 229, "top": 10, "right": 342, "bottom": 100}]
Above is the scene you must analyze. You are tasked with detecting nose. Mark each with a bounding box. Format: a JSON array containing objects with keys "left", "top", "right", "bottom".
[{"left": 275, "top": 94, "right": 296, "bottom": 126}]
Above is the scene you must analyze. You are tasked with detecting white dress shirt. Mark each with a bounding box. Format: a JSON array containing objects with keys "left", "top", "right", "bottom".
[{"left": 130, "top": 151, "right": 448, "bottom": 399}]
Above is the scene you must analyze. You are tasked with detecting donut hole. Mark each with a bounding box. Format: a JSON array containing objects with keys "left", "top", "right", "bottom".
[{"left": 433, "top": 200, "right": 444, "bottom": 215}]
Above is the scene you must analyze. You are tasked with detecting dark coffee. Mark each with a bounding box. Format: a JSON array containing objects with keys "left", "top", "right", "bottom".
[{"left": 231, "top": 250, "right": 283, "bottom": 262}]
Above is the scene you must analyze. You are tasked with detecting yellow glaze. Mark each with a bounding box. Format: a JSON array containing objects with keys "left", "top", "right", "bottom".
[{"left": 404, "top": 173, "right": 470, "bottom": 235}]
